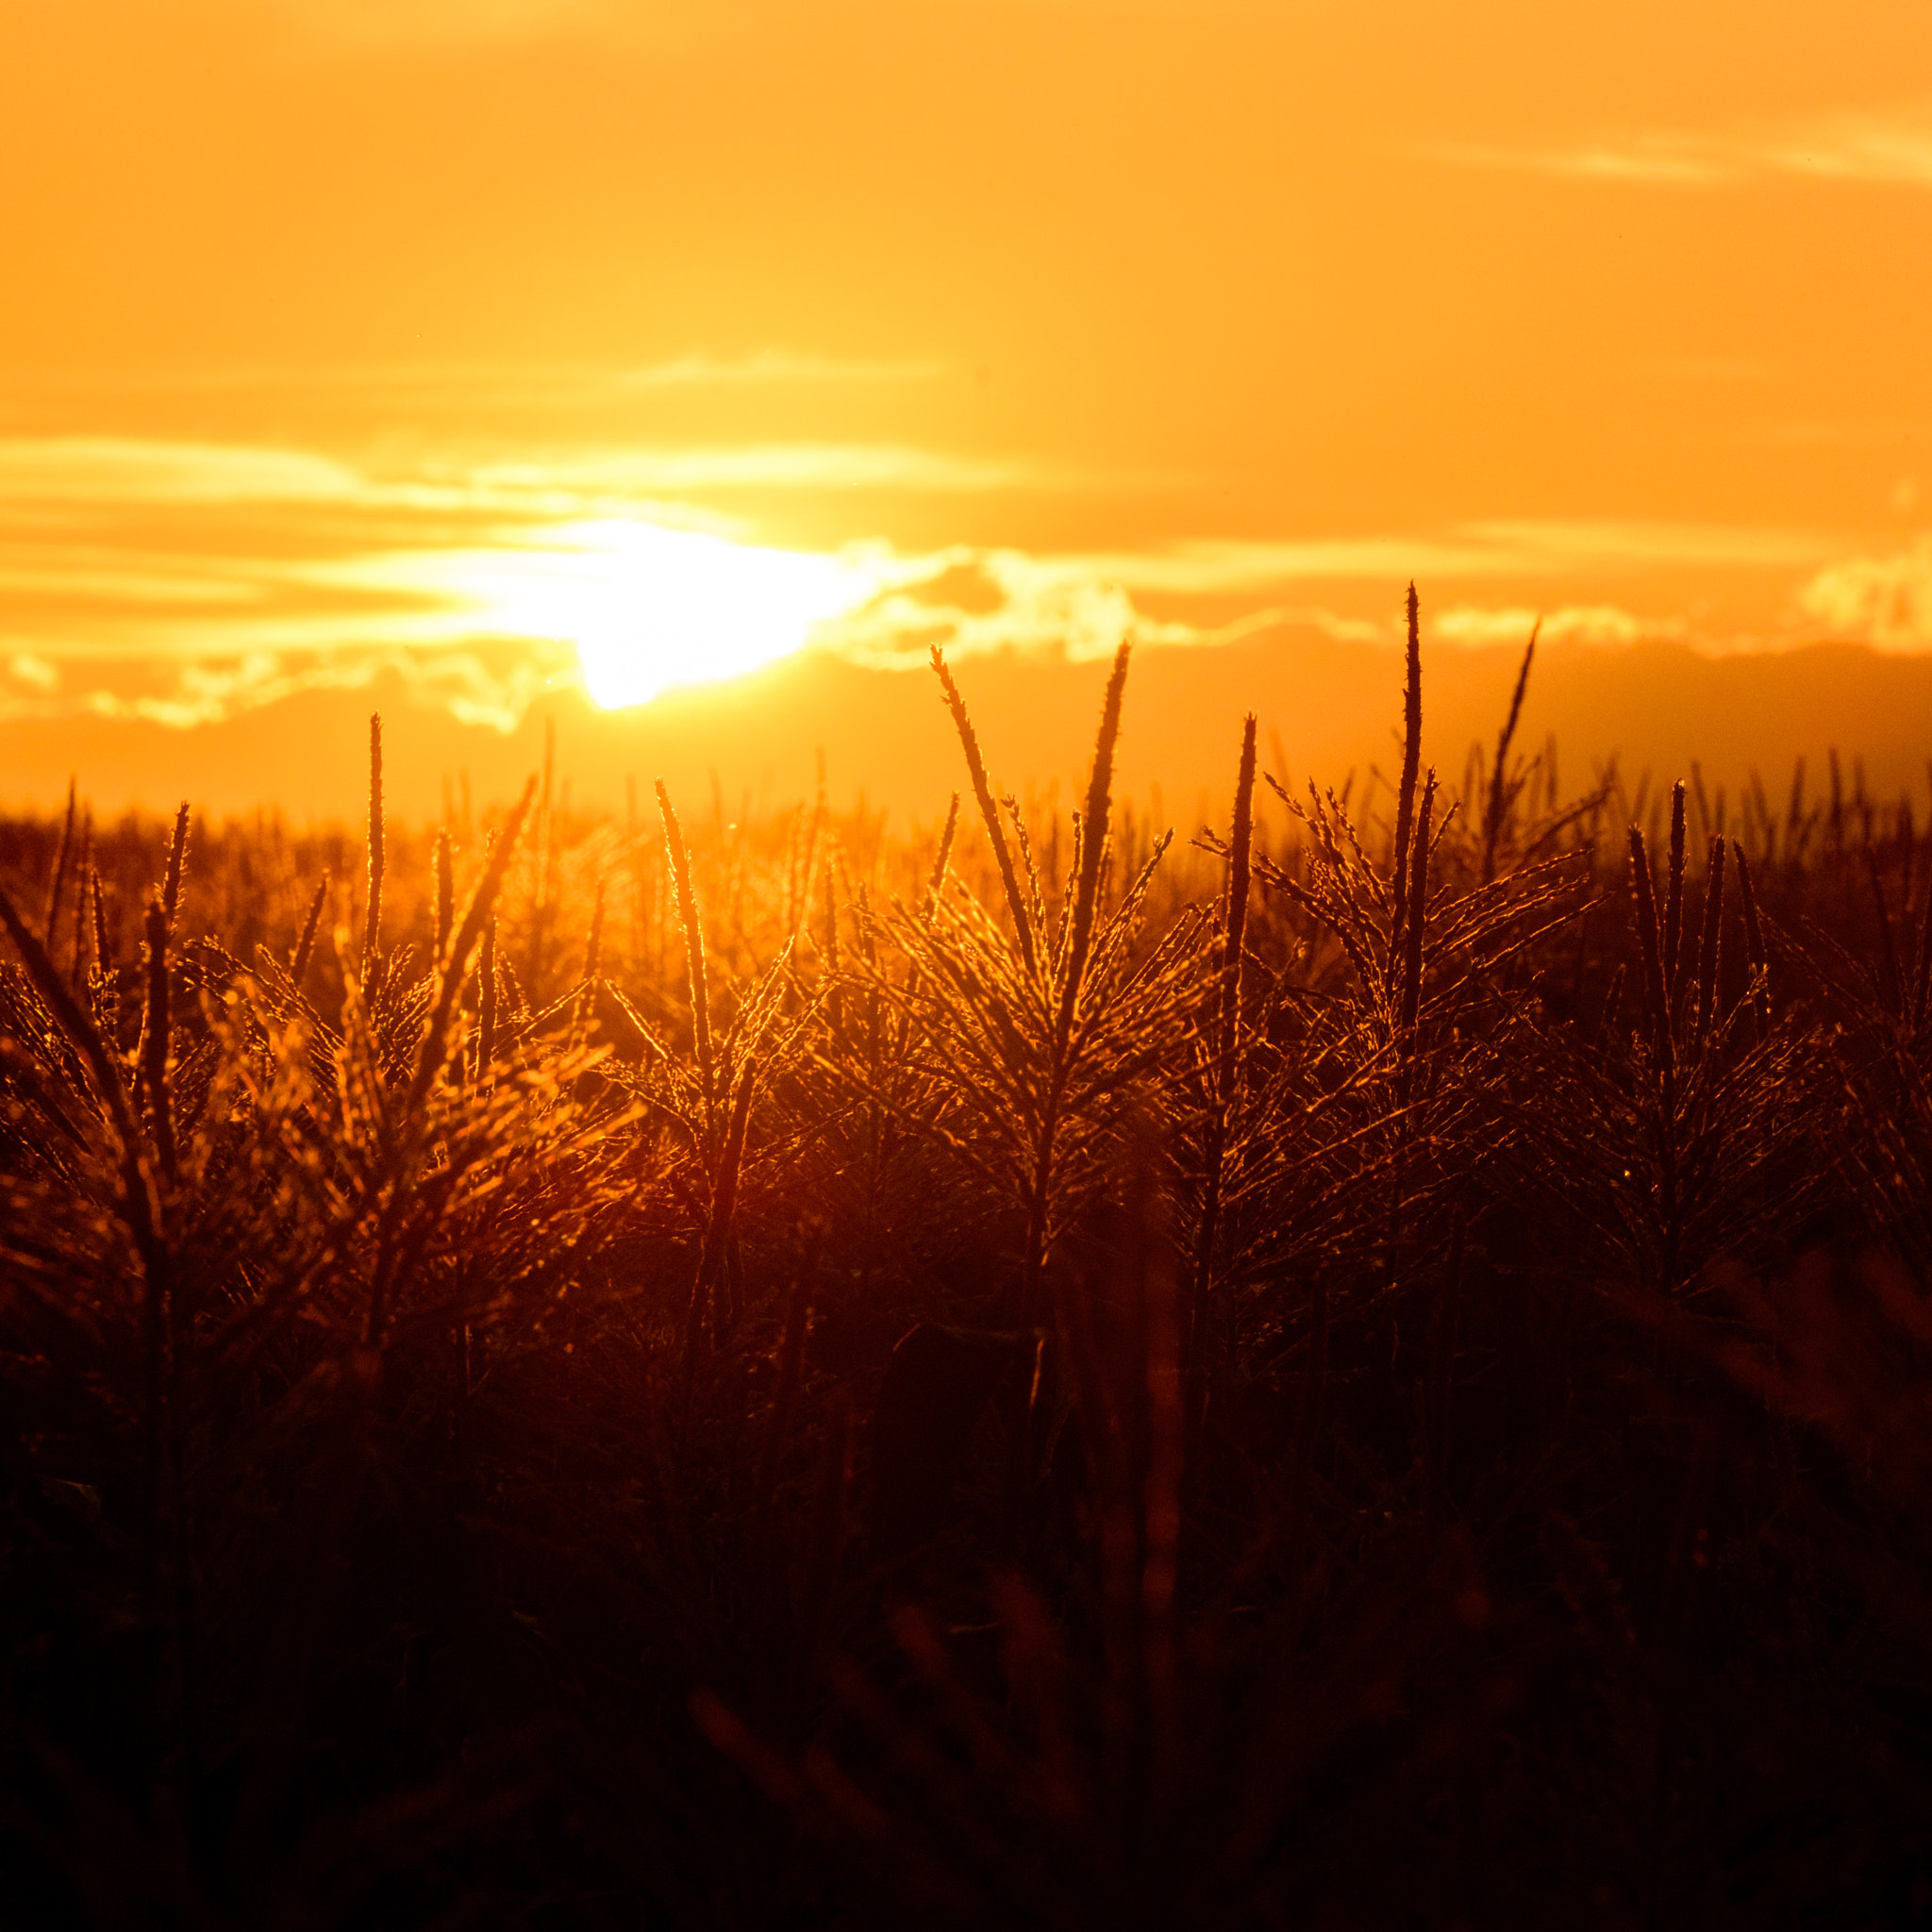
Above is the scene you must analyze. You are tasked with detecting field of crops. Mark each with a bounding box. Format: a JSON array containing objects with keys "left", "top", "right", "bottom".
[{"left": 5, "top": 609, "right": 1932, "bottom": 1927}]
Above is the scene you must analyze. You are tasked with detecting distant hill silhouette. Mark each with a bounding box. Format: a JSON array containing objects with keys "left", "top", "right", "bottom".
[{"left": 4, "top": 626, "right": 1929, "bottom": 828}]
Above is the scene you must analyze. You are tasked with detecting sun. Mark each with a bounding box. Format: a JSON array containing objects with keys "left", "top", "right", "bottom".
[
  {"left": 334, "top": 515, "right": 891, "bottom": 711},
  {"left": 556, "top": 519, "right": 882, "bottom": 708}
]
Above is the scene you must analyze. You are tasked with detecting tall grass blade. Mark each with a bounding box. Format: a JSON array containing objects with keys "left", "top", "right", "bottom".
[
  {"left": 291, "top": 872, "right": 329, "bottom": 991},
  {"left": 789, "top": 777, "right": 824, "bottom": 944},
  {"left": 361, "top": 714, "right": 384, "bottom": 985},
  {"left": 1006, "top": 795, "right": 1049, "bottom": 953},
  {"left": 405, "top": 777, "right": 537, "bottom": 1121},
  {"left": 1481, "top": 621, "right": 1537, "bottom": 884},
  {"left": 1693, "top": 835, "right": 1725, "bottom": 1050},
  {"left": 930, "top": 644, "right": 1039, "bottom": 974},
  {"left": 924, "top": 791, "right": 960, "bottom": 924},
  {"left": 89, "top": 866, "right": 110, "bottom": 976},
  {"left": 1216, "top": 716, "right": 1257, "bottom": 1095},
  {"left": 573, "top": 874, "right": 607, "bottom": 1050},
  {"left": 1732, "top": 837, "right": 1769, "bottom": 1039},
  {"left": 434, "top": 826, "right": 454, "bottom": 970},
  {"left": 42, "top": 775, "right": 76, "bottom": 948},
  {"left": 684, "top": 1058, "right": 758, "bottom": 1391},
  {"left": 531, "top": 714, "right": 556, "bottom": 993},
  {"left": 822, "top": 860, "right": 841, "bottom": 1035},
  {"left": 479, "top": 909, "right": 498, "bottom": 1076},
  {"left": 142, "top": 897, "right": 178, "bottom": 1186},
  {"left": 1190, "top": 714, "right": 1256, "bottom": 1376},
  {"left": 161, "top": 799, "right": 191, "bottom": 926},
  {"left": 1628, "top": 826, "right": 1672, "bottom": 1072},
  {"left": 1663, "top": 780, "right": 1687, "bottom": 1019},
  {"left": 1056, "top": 641, "right": 1131, "bottom": 1054},
  {"left": 68, "top": 814, "right": 92, "bottom": 990},
  {"left": 1400, "top": 769, "right": 1437, "bottom": 1040},
  {"left": 1389, "top": 583, "right": 1423, "bottom": 971},
  {"left": 657, "top": 778, "right": 716, "bottom": 1134}
]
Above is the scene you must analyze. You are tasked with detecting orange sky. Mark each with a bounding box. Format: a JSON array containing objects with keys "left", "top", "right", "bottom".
[{"left": 2, "top": 1, "right": 1931, "bottom": 813}]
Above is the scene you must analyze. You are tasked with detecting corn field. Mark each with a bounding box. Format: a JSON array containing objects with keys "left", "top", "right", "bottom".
[{"left": 5, "top": 599, "right": 1932, "bottom": 1928}]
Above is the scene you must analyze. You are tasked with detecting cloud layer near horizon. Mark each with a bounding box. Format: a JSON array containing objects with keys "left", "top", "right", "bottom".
[{"left": 1, "top": 431, "right": 1924, "bottom": 732}]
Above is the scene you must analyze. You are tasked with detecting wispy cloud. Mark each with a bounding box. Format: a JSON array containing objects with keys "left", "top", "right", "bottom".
[
  {"left": 1438, "top": 102, "right": 1932, "bottom": 191},
  {"left": 0, "top": 436, "right": 1069, "bottom": 515},
  {"left": 0, "top": 436, "right": 1074, "bottom": 553},
  {"left": 615, "top": 352, "right": 948, "bottom": 390},
  {"left": 1795, "top": 539, "right": 1932, "bottom": 650},
  {"left": 0, "top": 439, "right": 361, "bottom": 505},
  {"left": 1436, "top": 138, "right": 1737, "bottom": 187},
  {"left": 1460, "top": 520, "right": 1833, "bottom": 571},
  {"left": 0, "top": 558, "right": 267, "bottom": 607},
  {"left": 468, "top": 443, "right": 1043, "bottom": 495},
  {"left": 0, "top": 357, "right": 949, "bottom": 428},
  {"left": 1030, "top": 521, "right": 1832, "bottom": 595},
  {"left": 271, "top": 0, "right": 819, "bottom": 55}
]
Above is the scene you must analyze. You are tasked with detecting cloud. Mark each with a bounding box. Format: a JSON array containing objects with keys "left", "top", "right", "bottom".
[
  {"left": 0, "top": 558, "right": 267, "bottom": 606},
  {"left": 4, "top": 355, "right": 946, "bottom": 411},
  {"left": 1061, "top": 539, "right": 1516, "bottom": 591},
  {"left": 1460, "top": 521, "right": 1833, "bottom": 572},
  {"left": 266, "top": 0, "right": 823, "bottom": 54},
  {"left": 818, "top": 558, "right": 1592, "bottom": 675},
  {"left": 1795, "top": 539, "right": 1932, "bottom": 649},
  {"left": 8, "top": 653, "right": 58, "bottom": 692},
  {"left": 616, "top": 352, "right": 948, "bottom": 390},
  {"left": 469, "top": 443, "right": 1042, "bottom": 495},
  {"left": 1438, "top": 102, "right": 1932, "bottom": 192},
  {"left": 818, "top": 550, "right": 1426, "bottom": 673},
  {"left": 1021, "top": 522, "right": 1831, "bottom": 596},
  {"left": 0, "top": 439, "right": 361, "bottom": 505},
  {"left": 1432, "top": 605, "right": 1663, "bottom": 648},
  {"left": 0, "top": 427, "right": 1901, "bottom": 734},
  {"left": 1436, "top": 139, "right": 1737, "bottom": 187},
  {"left": 0, "top": 632, "right": 579, "bottom": 732},
  {"left": 824, "top": 551, "right": 1181, "bottom": 669},
  {"left": 0, "top": 435, "right": 1045, "bottom": 514},
  {"left": 0, "top": 434, "right": 1079, "bottom": 567}
]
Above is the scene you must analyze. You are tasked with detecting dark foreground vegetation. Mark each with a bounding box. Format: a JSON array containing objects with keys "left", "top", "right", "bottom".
[{"left": 5, "top": 598, "right": 1932, "bottom": 1928}]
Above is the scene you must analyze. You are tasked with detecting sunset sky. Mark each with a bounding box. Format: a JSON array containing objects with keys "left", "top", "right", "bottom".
[{"left": 3, "top": 1, "right": 1931, "bottom": 814}]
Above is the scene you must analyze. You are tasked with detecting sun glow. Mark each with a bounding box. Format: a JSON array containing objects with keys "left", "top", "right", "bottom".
[
  {"left": 375, "top": 518, "right": 889, "bottom": 710},
  {"left": 549, "top": 519, "right": 885, "bottom": 708}
]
